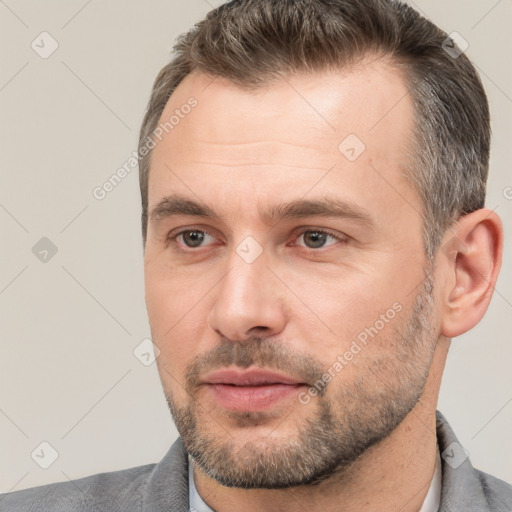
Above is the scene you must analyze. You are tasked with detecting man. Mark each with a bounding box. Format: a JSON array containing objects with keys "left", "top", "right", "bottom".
[{"left": 2, "top": 0, "right": 511, "bottom": 510}]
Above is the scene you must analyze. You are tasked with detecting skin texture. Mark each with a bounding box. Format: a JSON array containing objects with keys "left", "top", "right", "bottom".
[{"left": 143, "top": 59, "right": 503, "bottom": 512}]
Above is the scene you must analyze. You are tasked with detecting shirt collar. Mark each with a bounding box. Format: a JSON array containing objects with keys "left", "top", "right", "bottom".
[
  {"left": 188, "top": 455, "right": 214, "bottom": 512},
  {"left": 419, "top": 444, "right": 442, "bottom": 512}
]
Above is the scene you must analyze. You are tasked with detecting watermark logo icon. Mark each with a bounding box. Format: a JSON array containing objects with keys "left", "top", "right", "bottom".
[
  {"left": 32, "top": 237, "right": 58, "bottom": 263},
  {"left": 133, "top": 338, "right": 160, "bottom": 366},
  {"left": 338, "top": 134, "right": 366, "bottom": 162},
  {"left": 442, "top": 32, "right": 469, "bottom": 59},
  {"left": 441, "top": 441, "right": 469, "bottom": 469},
  {"left": 31, "top": 32, "right": 59, "bottom": 59},
  {"left": 236, "top": 236, "right": 263, "bottom": 264},
  {"left": 31, "top": 441, "right": 59, "bottom": 469}
]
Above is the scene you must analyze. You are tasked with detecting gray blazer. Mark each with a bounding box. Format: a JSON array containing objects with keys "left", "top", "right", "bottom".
[{"left": 1, "top": 410, "right": 511, "bottom": 511}]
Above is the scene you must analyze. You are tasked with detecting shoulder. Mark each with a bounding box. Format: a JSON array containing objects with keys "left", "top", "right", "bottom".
[
  {"left": 0, "top": 462, "right": 156, "bottom": 512},
  {"left": 475, "top": 468, "right": 512, "bottom": 509},
  {"left": 436, "top": 410, "right": 512, "bottom": 511},
  {"left": 0, "top": 439, "right": 190, "bottom": 512}
]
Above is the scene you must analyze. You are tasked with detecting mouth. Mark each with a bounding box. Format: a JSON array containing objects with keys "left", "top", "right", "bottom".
[{"left": 200, "top": 367, "right": 308, "bottom": 412}]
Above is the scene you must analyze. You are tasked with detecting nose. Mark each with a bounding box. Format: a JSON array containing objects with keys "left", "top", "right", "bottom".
[{"left": 207, "top": 244, "right": 287, "bottom": 342}]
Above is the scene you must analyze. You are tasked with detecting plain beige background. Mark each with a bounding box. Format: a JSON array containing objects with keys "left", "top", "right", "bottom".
[{"left": 1, "top": 0, "right": 511, "bottom": 493}]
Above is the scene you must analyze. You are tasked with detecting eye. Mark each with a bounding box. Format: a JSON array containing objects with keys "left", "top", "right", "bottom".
[
  {"left": 295, "top": 229, "right": 344, "bottom": 249},
  {"left": 168, "top": 229, "right": 216, "bottom": 248},
  {"left": 166, "top": 227, "right": 346, "bottom": 251}
]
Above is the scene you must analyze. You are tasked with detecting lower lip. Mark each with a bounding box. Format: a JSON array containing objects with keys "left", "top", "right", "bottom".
[{"left": 205, "top": 383, "right": 305, "bottom": 412}]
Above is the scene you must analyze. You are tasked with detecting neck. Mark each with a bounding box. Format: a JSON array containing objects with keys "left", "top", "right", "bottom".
[{"left": 193, "top": 337, "right": 449, "bottom": 512}]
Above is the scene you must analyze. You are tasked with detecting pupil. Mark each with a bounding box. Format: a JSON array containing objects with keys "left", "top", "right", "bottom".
[
  {"left": 305, "top": 231, "right": 326, "bottom": 248},
  {"left": 184, "top": 231, "right": 204, "bottom": 247}
]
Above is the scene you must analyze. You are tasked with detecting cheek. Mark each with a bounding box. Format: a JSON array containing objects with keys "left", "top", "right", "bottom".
[
  {"left": 305, "top": 268, "right": 410, "bottom": 354},
  {"left": 145, "top": 265, "right": 188, "bottom": 359},
  {"left": 310, "top": 276, "right": 364, "bottom": 321},
  {"left": 144, "top": 257, "right": 197, "bottom": 329},
  {"left": 145, "top": 264, "right": 213, "bottom": 385},
  {"left": 148, "top": 292, "right": 202, "bottom": 404}
]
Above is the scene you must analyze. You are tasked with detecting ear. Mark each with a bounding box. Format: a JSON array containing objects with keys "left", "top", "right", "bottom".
[{"left": 439, "top": 209, "right": 503, "bottom": 338}]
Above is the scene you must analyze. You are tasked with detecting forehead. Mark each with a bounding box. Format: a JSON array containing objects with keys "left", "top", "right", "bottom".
[{"left": 147, "top": 60, "right": 417, "bottom": 225}]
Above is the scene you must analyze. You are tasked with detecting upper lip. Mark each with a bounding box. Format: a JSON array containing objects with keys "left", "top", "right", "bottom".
[{"left": 202, "top": 367, "right": 305, "bottom": 386}]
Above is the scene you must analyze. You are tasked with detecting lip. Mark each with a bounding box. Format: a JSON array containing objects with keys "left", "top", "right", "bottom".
[
  {"left": 202, "top": 367, "right": 304, "bottom": 386},
  {"left": 200, "top": 367, "right": 308, "bottom": 412}
]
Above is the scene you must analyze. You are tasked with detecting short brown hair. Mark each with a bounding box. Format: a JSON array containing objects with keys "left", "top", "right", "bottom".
[{"left": 138, "top": 0, "right": 490, "bottom": 259}]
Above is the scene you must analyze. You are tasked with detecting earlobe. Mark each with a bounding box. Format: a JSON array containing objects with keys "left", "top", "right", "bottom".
[{"left": 440, "top": 209, "right": 503, "bottom": 339}]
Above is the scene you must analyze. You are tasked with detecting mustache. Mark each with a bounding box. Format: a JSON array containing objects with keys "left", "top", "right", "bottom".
[{"left": 184, "top": 337, "right": 326, "bottom": 392}]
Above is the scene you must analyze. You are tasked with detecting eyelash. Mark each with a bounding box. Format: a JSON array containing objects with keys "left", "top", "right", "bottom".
[{"left": 166, "top": 228, "right": 347, "bottom": 251}]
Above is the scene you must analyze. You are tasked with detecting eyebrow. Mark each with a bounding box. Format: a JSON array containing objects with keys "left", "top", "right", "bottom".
[{"left": 149, "top": 193, "right": 374, "bottom": 228}]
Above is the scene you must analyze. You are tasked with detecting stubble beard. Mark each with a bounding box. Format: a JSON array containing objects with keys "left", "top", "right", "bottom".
[{"left": 164, "top": 271, "right": 437, "bottom": 489}]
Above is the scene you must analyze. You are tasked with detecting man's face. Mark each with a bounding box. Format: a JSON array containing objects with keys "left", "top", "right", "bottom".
[{"left": 144, "top": 61, "right": 441, "bottom": 488}]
